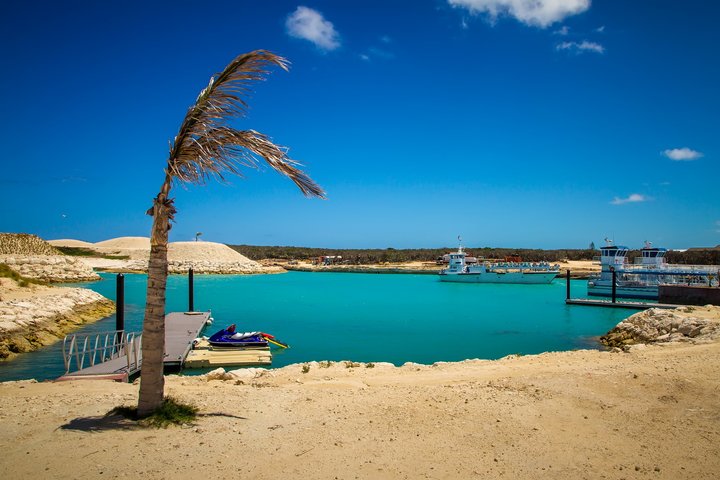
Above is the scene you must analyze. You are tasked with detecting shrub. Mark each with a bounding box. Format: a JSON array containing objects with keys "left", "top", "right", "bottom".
[{"left": 108, "top": 397, "right": 198, "bottom": 428}]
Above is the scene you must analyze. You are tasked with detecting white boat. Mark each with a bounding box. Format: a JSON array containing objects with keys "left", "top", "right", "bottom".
[
  {"left": 438, "top": 243, "right": 559, "bottom": 284},
  {"left": 587, "top": 240, "right": 720, "bottom": 299}
]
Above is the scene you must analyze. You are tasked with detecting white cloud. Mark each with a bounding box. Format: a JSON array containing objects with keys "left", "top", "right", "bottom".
[
  {"left": 556, "top": 40, "right": 604, "bottom": 53},
  {"left": 611, "top": 193, "right": 650, "bottom": 205},
  {"left": 595, "top": 25, "right": 605, "bottom": 33},
  {"left": 286, "top": 6, "right": 340, "bottom": 51},
  {"left": 448, "top": 0, "right": 591, "bottom": 28},
  {"left": 554, "top": 25, "right": 570, "bottom": 35},
  {"left": 359, "top": 54, "right": 370, "bottom": 61},
  {"left": 662, "top": 147, "right": 704, "bottom": 161}
]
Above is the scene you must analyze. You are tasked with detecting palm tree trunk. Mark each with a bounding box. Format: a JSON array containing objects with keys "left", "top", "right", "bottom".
[{"left": 137, "top": 177, "right": 173, "bottom": 417}]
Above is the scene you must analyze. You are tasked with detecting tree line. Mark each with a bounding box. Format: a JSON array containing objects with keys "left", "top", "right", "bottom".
[
  {"left": 229, "top": 245, "right": 720, "bottom": 265},
  {"left": 229, "top": 245, "right": 596, "bottom": 263}
]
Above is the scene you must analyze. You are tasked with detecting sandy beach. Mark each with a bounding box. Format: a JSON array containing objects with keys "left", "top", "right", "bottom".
[{"left": 1, "top": 330, "right": 719, "bottom": 479}]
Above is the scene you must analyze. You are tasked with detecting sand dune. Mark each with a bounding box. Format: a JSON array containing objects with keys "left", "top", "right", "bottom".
[
  {"left": 94, "top": 236, "right": 150, "bottom": 249},
  {"left": 168, "top": 241, "right": 254, "bottom": 264},
  {"left": 73, "top": 237, "right": 264, "bottom": 272}
]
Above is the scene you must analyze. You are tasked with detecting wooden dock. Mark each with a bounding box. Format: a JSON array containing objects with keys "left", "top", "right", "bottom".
[
  {"left": 58, "top": 311, "right": 211, "bottom": 381},
  {"left": 184, "top": 339, "right": 272, "bottom": 368},
  {"left": 566, "top": 298, "right": 681, "bottom": 310}
]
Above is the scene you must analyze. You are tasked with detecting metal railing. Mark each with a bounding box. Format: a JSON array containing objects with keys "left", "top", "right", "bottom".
[{"left": 62, "top": 330, "right": 142, "bottom": 375}]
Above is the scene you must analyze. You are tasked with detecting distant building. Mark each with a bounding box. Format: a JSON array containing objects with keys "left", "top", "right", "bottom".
[{"left": 317, "top": 255, "right": 342, "bottom": 265}]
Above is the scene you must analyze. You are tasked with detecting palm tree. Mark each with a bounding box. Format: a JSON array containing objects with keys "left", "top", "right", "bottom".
[{"left": 137, "top": 50, "right": 325, "bottom": 417}]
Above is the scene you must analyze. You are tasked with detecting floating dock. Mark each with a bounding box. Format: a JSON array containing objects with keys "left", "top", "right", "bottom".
[
  {"left": 562, "top": 269, "right": 682, "bottom": 310},
  {"left": 58, "top": 311, "right": 212, "bottom": 382},
  {"left": 184, "top": 339, "right": 272, "bottom": 368},
  {"left": 565, "top": 298, "right": 681, "bottom": 310}
]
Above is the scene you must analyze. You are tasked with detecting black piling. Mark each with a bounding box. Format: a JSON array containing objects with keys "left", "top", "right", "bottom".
[
  {"left": 115, "top": 273, "right": 125, "bottom": 352},
  {"left": 188, "top": 267, "right": 194, "bottom": 312},
  {"left": 566, "top": 269, "right": 571, "bottom": 300},
  {"left": 116, "top": 273, "right": 125, "bottom": 332},
  {"left": 611, "top": 268, "right": 617, "bottom": 303}
]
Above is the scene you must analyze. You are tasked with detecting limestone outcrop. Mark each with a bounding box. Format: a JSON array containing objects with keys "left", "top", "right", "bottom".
[
  {"left": 0, "top": 255, "right": 100, "bottom": 282},
  {"left": 167, "top": 260, "right": 284, "bottom": 274},
  {"left": 0, "top": 287, "right": 115, "bottom": 360},
  {"left": 600, "top": 306, "right": 720, "bottom": 348},
  {"left": 1, "top": 233, "right": 100, "bottom": 282}
]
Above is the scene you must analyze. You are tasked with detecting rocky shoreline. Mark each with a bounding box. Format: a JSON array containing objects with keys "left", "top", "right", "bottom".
[
  {"left": 0, "top": 287, "right": 115, "bottom": 360},
  {"left": 600, "top": 305, "right": 720, "bottom": 348},
  {"left": 85, "top": 257, "right": 286, "bottom": 275}
]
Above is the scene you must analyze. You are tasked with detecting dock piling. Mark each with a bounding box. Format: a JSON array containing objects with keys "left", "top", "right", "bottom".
[
  {"left": 611, "top": 268, "right": 617, "bottom": 304},
  {"left": 116, "top": 274, "right": 125, "bottom": 332},
  {"left": 115, "top": 274, "right": 125, "bottom": 354},
  {"left": 566, "top": 269, "right": 571, "bottom": 301},
  {"left": 188, "top": 267, "right": 194, "bottom": 312}
]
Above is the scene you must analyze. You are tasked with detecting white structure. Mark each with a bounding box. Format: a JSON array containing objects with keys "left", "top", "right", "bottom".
[
  {"left": 587, "top": 240, "right": 719, "bottom": 299},
  {"left": 439, "top": 242, "right": 558, "bottom": 284}
]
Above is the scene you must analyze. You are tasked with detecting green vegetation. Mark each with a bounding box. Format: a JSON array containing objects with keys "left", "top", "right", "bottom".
[
  {"left": 345, "top": 361, "right": 360, "bottom": 368},
  {"left": 0, "top": 264, "right": 46, "bottom": 287},
  {"left": 301, "top": 364, "right": 310, "bottom": 374},
  {"left": 108, "top": 397, "right": 198, "bottom": 428},
  {"left": 229, "top": 244, "right": 720, "bottom": 266},
  {"left": 366, "top": 362, "right": 375, "bottom": 369},
  {"left": 55, "top": 246, "right": 130, "bottom": 260},
  {"left": 666, "top": 249, "right": 720, "bottom": 265},
  {"left": 230, "top": 245, "right": 596, "bottom": 263}
]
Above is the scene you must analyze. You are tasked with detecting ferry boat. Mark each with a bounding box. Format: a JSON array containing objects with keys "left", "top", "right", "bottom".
[
  {"left": 438, "top": 243, "right": 559, "bottom": 284},
  {"left": 587, "top": 240, "right": 719, "bottom": 299}
]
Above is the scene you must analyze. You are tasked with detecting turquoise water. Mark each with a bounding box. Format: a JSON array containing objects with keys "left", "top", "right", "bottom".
[{"left": 0, "top": 272, "right": 635, "bottom": 382}]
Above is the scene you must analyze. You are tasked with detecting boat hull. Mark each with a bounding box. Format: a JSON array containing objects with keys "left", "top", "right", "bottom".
[{"left": 439, "top": 271, "right": 557, "bottom": 284}]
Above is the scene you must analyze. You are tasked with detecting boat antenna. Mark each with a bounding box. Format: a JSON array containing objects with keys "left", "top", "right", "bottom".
[{"left": 457, "top": 235, "right": 463, "bottom": 252}]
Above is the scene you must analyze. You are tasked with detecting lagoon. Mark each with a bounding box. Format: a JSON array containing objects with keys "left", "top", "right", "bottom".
[{"left": 0, "top": 271, "right": 635, "bottom": 382}]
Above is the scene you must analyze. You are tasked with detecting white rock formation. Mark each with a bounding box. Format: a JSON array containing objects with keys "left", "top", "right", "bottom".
[{"left": 0, "top": 255, "right": 100, "bottom": 282}]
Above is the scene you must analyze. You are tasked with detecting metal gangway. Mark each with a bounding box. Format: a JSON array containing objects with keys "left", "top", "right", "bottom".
[{"left": 60, "top": 330, "right": 142, "bottom": 381}]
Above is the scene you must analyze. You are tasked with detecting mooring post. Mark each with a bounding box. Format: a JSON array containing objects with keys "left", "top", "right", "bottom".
[
  {"left": 566, "top": 269, "right": 571, "bottom": 301},
  {"left": 115, "top": 273, "right": 125, "bottom": 353},
  {"left": 188, "top": 267, "right": 194, "bottom": 312},
  {"left": 611, "top": 268, "right": 617, "bottom": 303},
  {"left": 116, "top": 273, "right": 125, "bottom": 332}
]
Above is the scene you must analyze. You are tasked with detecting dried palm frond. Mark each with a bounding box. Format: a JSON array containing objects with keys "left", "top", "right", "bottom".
[{"left": 167, "top": 50, "right": 324, "bottom": 198}]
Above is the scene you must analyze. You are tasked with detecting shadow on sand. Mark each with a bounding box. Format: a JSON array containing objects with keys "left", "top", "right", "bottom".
[
  {"left": 59, "top": 412, "right": 247, "bottom": 432},
  {"left": 59, "top": 414, "right": 139, "bottom": 432}
]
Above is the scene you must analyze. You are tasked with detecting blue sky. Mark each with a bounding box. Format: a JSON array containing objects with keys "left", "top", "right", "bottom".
[{"left": 1, "top": 0, "right": 718, "bottom": 249}]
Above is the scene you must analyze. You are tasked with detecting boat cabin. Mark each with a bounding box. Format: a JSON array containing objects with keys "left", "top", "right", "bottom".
[
  {"left": 446, "top": 250, "right": 467, "bottom": 272},
  {"left": 599, "top": 244, "right": 629, "bottom": 271},
  {"left": 637, "top": 242, "right": 667, "bottom": 267}
]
